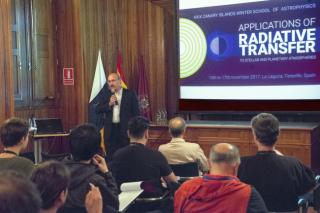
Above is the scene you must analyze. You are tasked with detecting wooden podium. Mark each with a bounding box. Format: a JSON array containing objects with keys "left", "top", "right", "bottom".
[{"left": 147, "top": 121, "right": 320, "bottom": 172}]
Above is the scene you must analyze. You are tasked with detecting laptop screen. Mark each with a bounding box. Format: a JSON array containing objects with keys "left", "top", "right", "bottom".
[{"left": 34, "top": 118, "right": 64, "bottom": 134}]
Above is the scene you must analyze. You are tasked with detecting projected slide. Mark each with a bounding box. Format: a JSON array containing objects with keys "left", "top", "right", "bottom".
[{"left": 179, "top": 0, "right": 320, "bottom": 100}]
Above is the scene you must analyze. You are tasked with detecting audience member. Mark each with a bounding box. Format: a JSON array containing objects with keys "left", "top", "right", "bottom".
[
  {"left": 0, "top": 117, "right": 34, "bottom": 177},
  {"left": 238, "top": 113, "right": 315, "bottom": 212},
  {"left": 159, "top": 117, "right": 208, "bottom": 173},
  {"left": 30, "top": 160, "right": 70, "bottom": 213},
  {"left": 0, "top": 171, "right": 41, "bottom": 213},
  {"left": 174, "top": 143, "right": 268, "bottom": 213},
  {"left": 61, "top": 123, "right": 119, "bottom": 212},
  {"left": 110, "top": 116, "right": 177, "bottom": 194},
  {"left": 110, "top": 116, "right": 178, "bottom": 213}
]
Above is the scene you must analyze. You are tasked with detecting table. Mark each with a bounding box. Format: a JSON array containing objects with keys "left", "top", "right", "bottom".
[{"left": 32, "top": 133, "right": 69, "bottom": 164}]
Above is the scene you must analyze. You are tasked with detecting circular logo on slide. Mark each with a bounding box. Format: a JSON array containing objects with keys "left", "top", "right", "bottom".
[
  {"left": 179, "top": 18, "right": 207, "bottom": 78},
  {"left": 207, "top": 32, "right": 235, "bottom": 61},
  {"left": 210, "top": 36, "right": 227, "bottom": 55}
]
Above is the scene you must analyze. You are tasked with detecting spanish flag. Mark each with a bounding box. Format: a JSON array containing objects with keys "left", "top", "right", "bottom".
[
  {"left": 89, "top": 50, "right": 106, "bottom": 154},
  {"left": 116, "top": 51, "right": 128, "bottom": 89}
]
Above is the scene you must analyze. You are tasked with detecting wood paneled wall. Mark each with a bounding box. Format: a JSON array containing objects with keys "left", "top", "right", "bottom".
[
  {"left": 0, "top": 0, "right": 177, "bottom": 131},
  {"left": 55, "top": 0, "right": 86, "bottom": 130},
  {"left": 0, "top": 0, "right": 14, "bottom": 122},
  {"left": 164, "top": 2, "right": 178, "bottom": 118},
  {"left": 54, "top": 0, "right": 177, "bottom": 130}
]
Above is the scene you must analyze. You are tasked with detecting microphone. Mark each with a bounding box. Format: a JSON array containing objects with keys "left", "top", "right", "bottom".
[{"left": 111, "top": 89, "right": 118, "bottom": 105}]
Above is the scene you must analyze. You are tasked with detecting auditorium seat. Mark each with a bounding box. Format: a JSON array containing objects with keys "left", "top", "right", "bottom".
[
  {"left": 297, "top": 175, "right": 320, "bottom": 213},
  {"left": 170, "top": 162, "right": 199, "bottom": 178},
  {"left": 125, "top": 179, "right": 177, "bottom": 213},
  {"left": 58, "top": 206, "right": 86, "bottom": 213},
  {"left": 126, "top": 190, "right": 171, "bottom": 213},
  {"left": 41, "top": 152, "right": 70, "bottom": 162}
]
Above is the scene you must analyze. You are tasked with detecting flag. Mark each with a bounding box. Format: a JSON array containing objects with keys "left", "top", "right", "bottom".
[
  {"left": 137, "top": 55, "right": 152, "bottom": 120},
  {"left": 89, "top": 50, "right": 107, "bottom": 154},
  {"left": 116, "top": 51, "right": 128, "bottom": 89}
]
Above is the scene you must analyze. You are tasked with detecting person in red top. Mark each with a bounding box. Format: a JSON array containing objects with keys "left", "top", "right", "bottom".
[{"left": 174, "top": 143, "right": 268, "bottom": 213}]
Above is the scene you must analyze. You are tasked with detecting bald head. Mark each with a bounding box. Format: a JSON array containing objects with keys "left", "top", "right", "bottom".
[
  {"left": 108, "top": 73, "right": 120, "bottom": 80},
  {"left": 169, "top": 117, "right": 186, "bottom": 138},
  {"left": 209, "top": 143, "right": 240, "bottom": 165}
]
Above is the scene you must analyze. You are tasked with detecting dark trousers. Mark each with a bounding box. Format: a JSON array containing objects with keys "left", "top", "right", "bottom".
[{"left": 106, "top": 123, "right": 129, "bottom": 161}]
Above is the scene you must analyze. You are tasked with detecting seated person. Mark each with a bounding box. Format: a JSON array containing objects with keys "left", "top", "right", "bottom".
[
  {"left": 0, "top": 171, "right": 41, "bottom": 213},
  {"left": 30, "top": 160, "right": 70, "bottom": 213},
  {"left": 238, "top": 113, "right": 316, "bottom": 212},
  {"left": 61, "top": 124, "right": 119, "bottom": 212},
  {"left": 0, "top": 117, "right": 34, "bottom": 177},
  {"left": 174, "top": 143, "right": 268, "bottom": 213},
  {"left": 158, "top": 117, "right": 208, "bottom": 174},
  {"left": 110, "top": 116, "right": 178, "bottom": 196}
]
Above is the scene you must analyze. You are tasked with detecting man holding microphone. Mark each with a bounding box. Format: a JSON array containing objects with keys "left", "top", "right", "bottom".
[{"left": 96, "top": 73, "right": 139, "bottom": 161}]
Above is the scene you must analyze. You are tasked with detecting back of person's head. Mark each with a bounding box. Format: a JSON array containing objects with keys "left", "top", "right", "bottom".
[
  {"left": 251, "top": 113, "right": 279, "bottom": 146},
  {"left": 0, "top": 171, "right": 41, "bottom": 213},
  {"left": 0, "top": 117, "right": 29, "bottom": 147},
  {"left": 169, "top": 117, "right": 186, "bottom": 138},
  {"left": 30, "top": 161, "right": 70, "bottom": 210},
  {"left": 128, "top": 116, "right": 150, "bottom": 139},
  {"left": 69, "top": 123, "right": 101, "bottom": 161},
  {"left": 209, "top": 143, "right": 240, "bottom": 166}
]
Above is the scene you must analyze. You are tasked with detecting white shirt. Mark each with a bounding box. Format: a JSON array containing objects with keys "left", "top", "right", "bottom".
[
  {"left": 158, "top": 138, "right": 209, "bottom": 172},
  {"left": 112, "top": 88, "right": 123, "bottom": 123}
]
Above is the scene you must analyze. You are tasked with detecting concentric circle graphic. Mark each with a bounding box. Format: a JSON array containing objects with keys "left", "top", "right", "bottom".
[{"left": 180, "top": 18, "right": 207, "bottom": 79}]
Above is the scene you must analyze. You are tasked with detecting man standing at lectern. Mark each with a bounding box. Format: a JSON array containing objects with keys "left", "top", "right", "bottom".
[{"left": 96, "top": 73, "right": 139, "bottom": 160}]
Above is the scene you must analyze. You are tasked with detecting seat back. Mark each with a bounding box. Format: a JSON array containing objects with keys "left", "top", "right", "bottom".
[
  {"left": 58, "top": 206, "right": 86, "bottom": 213},
  {"left": 314, "top": 184, "right": 320, "bottom": 211},
  {"left": 170, "top": 162, "right": 199, "bottom": 177},
  {"left": 41, "top": 152, "right": 70, "bottom": 162},
  {"left": 297, "top": 175, "right": 320, "bottom": 213},
  {"left": 128, "top": 190, "right": 172, "bottom": 213}
]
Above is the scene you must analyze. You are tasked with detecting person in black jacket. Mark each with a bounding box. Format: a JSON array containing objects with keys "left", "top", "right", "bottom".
[
  {"left": 61, "top": 123, "right": 119, "bottom": 212},
  {"left": 96, "top": 73, "right": 139, "bottom": 161},
  {"left": 238, "top": 113, "right": 315, "bottom": 212}
]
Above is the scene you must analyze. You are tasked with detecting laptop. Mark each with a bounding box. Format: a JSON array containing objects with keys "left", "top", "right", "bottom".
[{"left": 34, "top": 118, "right": 65, "bottom": 135}]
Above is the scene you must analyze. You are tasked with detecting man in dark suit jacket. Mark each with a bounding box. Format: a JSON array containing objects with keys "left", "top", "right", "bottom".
[{"left": 96, "top": 73, "right": 139, "bottom": 160}]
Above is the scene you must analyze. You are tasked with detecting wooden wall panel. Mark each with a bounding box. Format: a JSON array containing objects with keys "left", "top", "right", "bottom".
[
  {"left": 117, "top": 0, "right": 171, "bottom": 120},
  {"left": 149, "top": 123, "right": 320, "bottom": 168},
  {"left": 0, "top": 0, "right": 14, "bottom": 123},
  {"left": 164, "top": 5, "right": 178, "bottom": 119},
  {"left": 54, "top": 0, "right": 176, "bottom": 129},
  {"left": 0, "top": 0, "right": 176, "bottom": 126},
  {"left": 55, "top": 0, "right": 86, "bottom": 130},
  {"left": 148, "top": 0, "right": 174, "bottom": 16},
  {"left": 1, "top": 0, "right": 176, "bottom": 152}
]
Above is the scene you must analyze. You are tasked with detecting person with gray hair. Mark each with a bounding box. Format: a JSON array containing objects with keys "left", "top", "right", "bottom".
[
  {"left": 174, "top": 143, "right": 267, "bottom": 213},
  {"left": 159, "top": 117, "right": 208, "bottom": 173},
  {"left": 209, "top": 143, "right": 240, "bottom": 165},
  {"left": 238, "top": 113, "right": 315, "bottom": 213}
]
